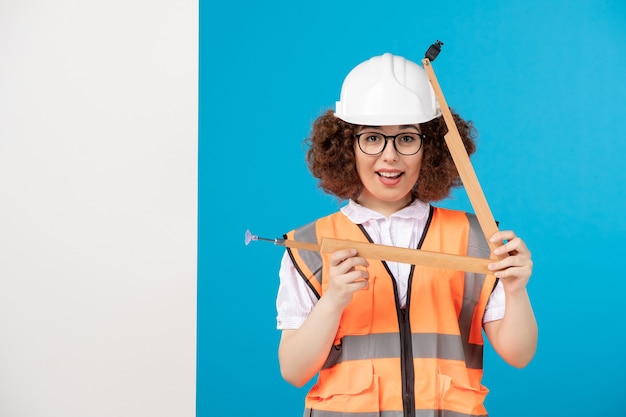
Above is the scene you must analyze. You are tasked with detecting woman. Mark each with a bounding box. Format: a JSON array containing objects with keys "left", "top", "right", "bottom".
[{"left": 276, "top": 53, "right": 537, "bottom": 417}]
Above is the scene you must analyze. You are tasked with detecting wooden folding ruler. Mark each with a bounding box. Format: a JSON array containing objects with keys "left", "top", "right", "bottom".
[
  {"left": 421, "top": 40, "right": 507, "bottom": 262},
  {"left": 247, "top": 41, "right": 507, "bottom": 272}
]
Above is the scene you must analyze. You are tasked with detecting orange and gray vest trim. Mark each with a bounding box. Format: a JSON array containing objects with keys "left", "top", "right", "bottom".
[{"left": 284, "top": 206, "right": 498, "bottom": 417}]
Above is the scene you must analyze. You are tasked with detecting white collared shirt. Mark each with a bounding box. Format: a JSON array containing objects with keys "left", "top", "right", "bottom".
[{"left": 276, "top": 199, "right": 505, "bottom": 329}]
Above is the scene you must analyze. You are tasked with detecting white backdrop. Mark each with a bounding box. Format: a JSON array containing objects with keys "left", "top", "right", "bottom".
[{"left": 0, "top": 1, "right": 197, "bottom": 416}]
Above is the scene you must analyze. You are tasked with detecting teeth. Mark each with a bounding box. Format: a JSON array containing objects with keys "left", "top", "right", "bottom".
[{"left": 378, "top": 172, "right": 401, "bottom": 178}]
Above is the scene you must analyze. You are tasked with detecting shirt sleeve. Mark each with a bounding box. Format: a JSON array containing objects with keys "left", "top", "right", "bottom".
[
  {"left": 276, "top": 251, "right": 318, "bottom": 330},
  {"left": 482, "top": 279, "right": 505, "bottom": 323}
]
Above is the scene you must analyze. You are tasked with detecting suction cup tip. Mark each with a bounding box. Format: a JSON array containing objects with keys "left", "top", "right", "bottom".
[{"left": 244, "top": 229, "right": 257, "bottom": 246}]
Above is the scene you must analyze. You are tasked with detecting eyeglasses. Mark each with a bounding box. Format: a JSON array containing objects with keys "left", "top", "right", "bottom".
[{"left": 355, "top": 132, "right": 426, "bottom": 156}]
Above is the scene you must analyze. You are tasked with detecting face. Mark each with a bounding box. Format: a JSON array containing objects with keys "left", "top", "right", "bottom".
[{"left": 354, "top": 124, "right": 423, "bottom": 216}]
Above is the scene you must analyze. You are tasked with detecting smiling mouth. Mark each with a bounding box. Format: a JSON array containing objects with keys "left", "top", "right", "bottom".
[{"left": 377, "top": 171, "right": 403, "bottom": 179}]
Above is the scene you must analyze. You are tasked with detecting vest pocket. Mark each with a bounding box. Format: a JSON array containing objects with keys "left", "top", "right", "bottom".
[
  {"left": 307, "top": 361, "right": 379, "bottom": 412},
  {"left": 436, "top": 362, "right": 488, "bottom": 412}
]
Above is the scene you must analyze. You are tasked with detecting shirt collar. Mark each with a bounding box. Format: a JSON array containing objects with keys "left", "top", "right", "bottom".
[{"left": 341, "top": 199, "right": 430, "bottom": 224}]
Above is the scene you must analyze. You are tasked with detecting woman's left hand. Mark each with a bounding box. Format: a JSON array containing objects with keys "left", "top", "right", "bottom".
[{"left": 488, "top": 230, "right": 533, "bottom": 294}]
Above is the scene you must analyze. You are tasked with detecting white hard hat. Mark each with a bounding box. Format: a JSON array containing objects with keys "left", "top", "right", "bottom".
[{"left": 334, "top": 53, "right": 441, "bottom": 126}]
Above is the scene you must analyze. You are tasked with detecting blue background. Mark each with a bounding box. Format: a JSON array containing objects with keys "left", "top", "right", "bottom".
[{"left": 199, "top": 1, "right": 626, "bottom": 415}]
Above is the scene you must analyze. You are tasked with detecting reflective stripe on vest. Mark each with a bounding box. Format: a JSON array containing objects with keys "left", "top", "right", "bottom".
[
  {"left": 302, "top": 409, "right": 487, "bottom": 417},
  {"left": 286, "top": 206, "right": 496, "bottom": 417}
]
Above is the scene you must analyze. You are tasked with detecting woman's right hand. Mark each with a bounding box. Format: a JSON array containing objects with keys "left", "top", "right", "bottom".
[
  {"left": 279, "top": 249, "right": 370, "bottom": 386},
  {"left": 325, "top": 248, "right": 370, "bottom": 310}
]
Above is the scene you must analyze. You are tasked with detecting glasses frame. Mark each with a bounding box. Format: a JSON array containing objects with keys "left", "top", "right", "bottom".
[{"left": 355, "top": 132, "right": 426, "bottom": 156}]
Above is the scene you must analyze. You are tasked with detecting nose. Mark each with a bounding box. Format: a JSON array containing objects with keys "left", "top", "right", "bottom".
[{"left": 380, "top": 137, "right": 398, "bottom": 161}]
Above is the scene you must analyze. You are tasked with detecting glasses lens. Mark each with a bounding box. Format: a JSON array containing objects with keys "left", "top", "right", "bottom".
[
  {"left": 394, "top": 133, "right": 422, "bottom": 155},
  {"left": 358, "top": 133, "right": 385, "bottom": 155}
]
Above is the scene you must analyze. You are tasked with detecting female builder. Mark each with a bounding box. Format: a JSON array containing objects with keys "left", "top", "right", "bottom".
[{"left": 276, "top": 53, "right": 538, "bottom": 417}]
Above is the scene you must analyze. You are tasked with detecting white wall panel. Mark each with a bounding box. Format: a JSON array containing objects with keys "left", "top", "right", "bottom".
[{"left": 0, "top": 1, "right": 197, "bottom": 416}]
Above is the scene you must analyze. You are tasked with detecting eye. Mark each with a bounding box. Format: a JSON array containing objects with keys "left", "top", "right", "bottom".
[
  {"left": 363, "top": 134, "right": 382, "bottom": 143},
  {"left": 398, "top": 134, "right": 417, "bottom": 144}
]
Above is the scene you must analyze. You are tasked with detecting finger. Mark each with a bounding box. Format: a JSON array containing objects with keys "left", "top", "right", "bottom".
[
  {"left": 488, "top": 256, "right": 516, "bottom": 271},
  {"left": 330, "top": 249, "right": 358, "bottom": 266},
  {"left": 332, "top": 269, "right": 370, "bottom": 293},
  {"left": 350, "top": 279, "right": 370, "bottom": 291},
  {"left": 493, "top": 238, "right": 530, "bottom": 258},
  {"left": 343, "top": 268, "right": 370, "bottom": 283},
  {"left": 490, "top": 264, "right": 532, "bottom": 279},
  {"left": 332, "top": 261, "right": 369, "bottom": 281},
  {"left": 490, "top": 229, "right": 519, "bottom": 244},
  {"left": 331, "top": 250, "right": 371, "bottom": 271},
  {"left": 330, "top": 255, "right": 368, "bottom": 272},
  {"left": 331, "top": 279, "right": 370, "bottom": 295},
  {"left": 488, "top": 255, "right": 533, "bottom": 274}
]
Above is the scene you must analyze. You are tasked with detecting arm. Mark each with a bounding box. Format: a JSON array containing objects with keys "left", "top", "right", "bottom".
[
  {"left": 483, "top": 230, "right": 538, "bottom": 368},
  {"left": 278, "top": 248, "right": 369, "bottom": 387}
]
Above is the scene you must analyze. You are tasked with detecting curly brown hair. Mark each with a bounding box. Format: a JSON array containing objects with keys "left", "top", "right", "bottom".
[{"left": 305, "top": 109, "right": 477, "bottom": 202}]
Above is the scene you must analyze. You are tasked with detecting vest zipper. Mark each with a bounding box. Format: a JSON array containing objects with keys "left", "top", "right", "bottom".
[
  {"left": 357, "top": 219, "right": 430, "bottom": 417},
  {"left": 398, "top": 207, "right": 432, "bottom": 417},
  {"left": 399, "top": 307, "right": 415, "bottom": 417},
  {"left": 379, "top": 258, "right": 417, "bottom": 417}
]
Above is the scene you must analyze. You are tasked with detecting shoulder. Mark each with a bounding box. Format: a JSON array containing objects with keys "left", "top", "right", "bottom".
[
  {"left": 284, "top": 210, "right": 346, "bottom": 243},
  {"left": 431, "top": 205, "right": 475, "bottom": 224},
  {"left": 430, "top": 206, "right": 489, "bottom": 254},
  {"left": 295, "top": 210, "right": 349, "bottom": 230}
]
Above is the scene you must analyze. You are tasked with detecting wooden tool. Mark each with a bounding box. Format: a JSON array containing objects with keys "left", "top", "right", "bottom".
[
  {"left": 320, "top": 238, "right": 491, "bottom": 274},
  {"left": 422, "top": 41, "right": 507, "bottom": 260},
  {"left": 245, "top": 230, "right": 491, "bottom": 275},
  {"left": 246, "top": 41, "right": 507, "bottom": 273}
]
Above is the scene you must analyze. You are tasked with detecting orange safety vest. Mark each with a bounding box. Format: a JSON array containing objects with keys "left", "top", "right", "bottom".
[{"left": 284, "top": 206, "right": 498, "bottom": 417}]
